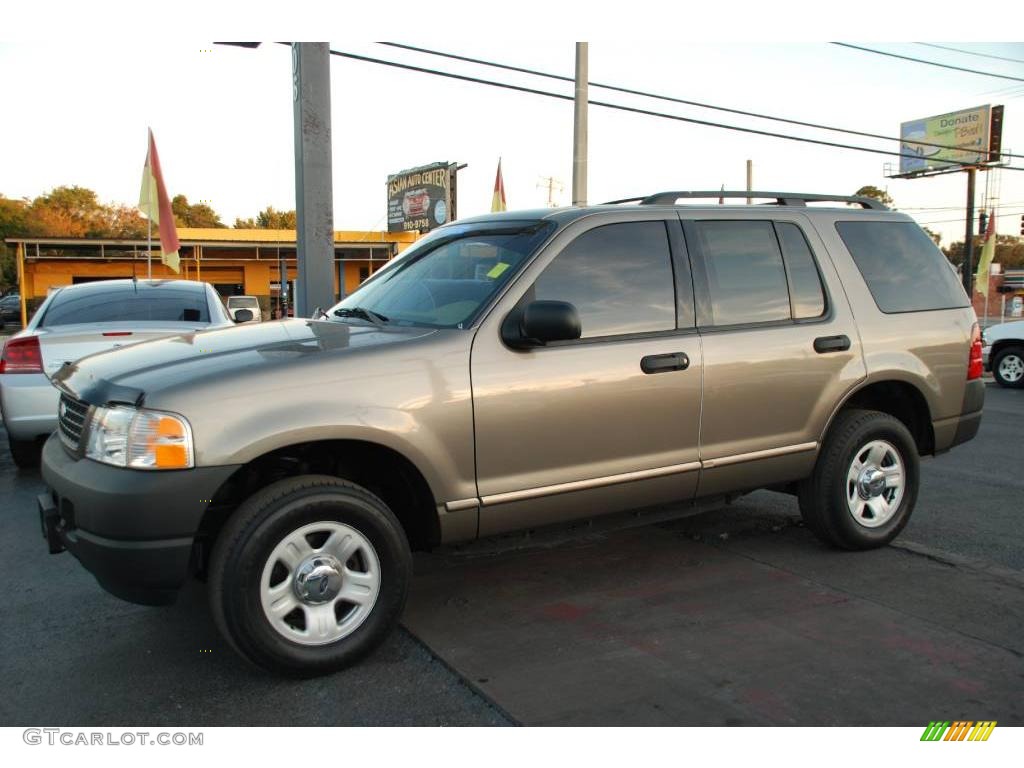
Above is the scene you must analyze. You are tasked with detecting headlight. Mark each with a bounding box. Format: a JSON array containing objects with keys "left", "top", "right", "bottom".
[{"left": 85, "top": 406, "right": 194, "bottom": 470}]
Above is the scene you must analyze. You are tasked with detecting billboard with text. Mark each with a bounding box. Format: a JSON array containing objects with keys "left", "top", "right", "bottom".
[{"left": 899, "top": 105, "right": 1003, "bottom": 175}]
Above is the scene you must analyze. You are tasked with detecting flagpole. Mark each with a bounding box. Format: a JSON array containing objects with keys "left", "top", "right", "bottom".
[{"left": 147, "top": 133, "right": 153, "bottom": 280}]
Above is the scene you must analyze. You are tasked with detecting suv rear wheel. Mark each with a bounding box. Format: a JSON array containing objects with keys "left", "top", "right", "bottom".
[
  {"left": 992, "top": 345, "right": 1024, "bottom": 388},
  {"left": 208, "top": 475, "right": 412, "bottom": 677},
  {"left": 798, "top": 409, "right": 919, "bottom": 550}
]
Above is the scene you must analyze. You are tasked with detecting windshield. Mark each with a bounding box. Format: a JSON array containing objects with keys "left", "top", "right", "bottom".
[{"left": 327, "top": 220, "right": 553, "bottom": 328}]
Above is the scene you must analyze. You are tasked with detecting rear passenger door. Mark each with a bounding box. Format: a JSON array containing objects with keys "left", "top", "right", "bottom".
[{"left": 681, "top": 213, "right": 866, "bottom": 496}]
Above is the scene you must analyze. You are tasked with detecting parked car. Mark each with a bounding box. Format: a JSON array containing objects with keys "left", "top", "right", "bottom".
[
  {"left": 0, "top": 293, "right": 21, "bottom": 326},
  {"left": 1, "top": 279, "right": 237, "bottom": 467},
  {"left": 982, "top": 319, "right": 1024, "bottom": 388},
  {"left": 37, "top": 191, "right": 983, "bottom": 676},
  {"left": 226, "top": 295, "right": 262, "bottom": 323}
]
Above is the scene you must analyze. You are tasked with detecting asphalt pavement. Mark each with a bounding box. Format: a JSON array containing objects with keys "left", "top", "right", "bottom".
[{"left": 0, "top": 383, "right": 1020, "bottom": 726}]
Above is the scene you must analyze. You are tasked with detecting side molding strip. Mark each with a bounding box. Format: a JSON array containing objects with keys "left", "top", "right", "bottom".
[
  {"left": 480, "top": 461, "right": 702, "bottom": 507},
  {"left": 445, "top": 442, "right": 818, "bottom": 511}
]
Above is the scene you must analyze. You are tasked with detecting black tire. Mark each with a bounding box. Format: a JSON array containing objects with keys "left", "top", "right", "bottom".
[
  {"left": 8, "top": 437, "right": 40, "bottom": 469},
  {"left": 208, "top": 475, "right": 412, "bottom": 677},
  {"left": 798, "top": 409, "right": 919, "bottom": 551},
  {"left": 992, "top": 345, "right": 1024, "bottom": 389}
]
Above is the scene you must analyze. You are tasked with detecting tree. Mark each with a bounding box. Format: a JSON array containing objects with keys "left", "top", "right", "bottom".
[
  {"left": 234, "top": 206, "right": 297, "bottom": 229},
  {"left": 922, "top": 227, "right": 941, "bottom": 246},
  {"left": 171, "top": 194, "right": 225, "bottom": 228},
  {"left": 27, "top": 185, "right": 108, "bottom": 237},
  {"left": 943, "top": 235, "right": 1024, "bottom": 270},
  {"left": 854, "top": 185, "right": 894, "bottom": 207},
  {"left": 0, "top": 195, "right": 31, "bottom": 292}
]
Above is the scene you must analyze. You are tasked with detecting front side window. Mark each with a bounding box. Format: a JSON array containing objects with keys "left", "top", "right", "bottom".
[
  {"left": 696, "top": 220, "right": 791, "bottom": 326},
  {"left": 329, "top": 221, "right": 554, "bottom": 328},
  {"left": 531, "top": 221, "right": 677, "bottom": 339}
]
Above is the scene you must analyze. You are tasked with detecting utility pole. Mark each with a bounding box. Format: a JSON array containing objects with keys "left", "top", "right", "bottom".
[
  {"left": 537, "top": 176, "right": 564, "bottom": 207},
  {"left": 962, "top": 167, "right": 976, "bottom": 297},
  {"left": 746, "top": 159, "right": 753, "bottom": 205},
  {"left": 292, "top": 42, "right": 336, "bottom": 317},
  {"left": 572, "top": 43, "right": 588, "bottom": 207}
]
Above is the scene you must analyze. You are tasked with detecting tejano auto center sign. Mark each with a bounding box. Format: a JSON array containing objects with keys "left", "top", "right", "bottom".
[{"left": 387, "top": 162, "right": 459, "bottom": 233}]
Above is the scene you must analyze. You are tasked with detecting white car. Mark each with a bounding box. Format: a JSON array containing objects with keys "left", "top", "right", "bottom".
[
  {"left": 226, "top": 295, "right": 262, "bottom": 323},
  {"left": 0, "top": 279, "right": 236, "bottom": 467},
  {"left": 982, "top": 319, "right": 1024, "bottom": 388}
]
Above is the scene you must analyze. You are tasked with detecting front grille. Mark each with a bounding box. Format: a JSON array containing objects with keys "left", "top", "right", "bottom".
[{"left": 57, "top": 394, "right": 90, "bottom": 450}]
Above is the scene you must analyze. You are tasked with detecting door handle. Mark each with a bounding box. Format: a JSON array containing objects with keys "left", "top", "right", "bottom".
[
  {"left": 641, "top": 352, "right": 690, "bottom": 374},
  {"left": 813, "top": 334, "right": 851, "bottom": 353}
]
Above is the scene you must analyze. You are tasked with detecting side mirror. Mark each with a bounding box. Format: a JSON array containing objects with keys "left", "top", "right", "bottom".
[
  {"left": 503, "top": 300, "right": 581, "bottom": 348},
  {"left": 233, "top": 309, "right": 254, "bottom": 323}
]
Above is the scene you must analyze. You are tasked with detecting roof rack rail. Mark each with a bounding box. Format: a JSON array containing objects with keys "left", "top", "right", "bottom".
[{"left": 605, "top": 191, "right": 888, "bottom": 211}]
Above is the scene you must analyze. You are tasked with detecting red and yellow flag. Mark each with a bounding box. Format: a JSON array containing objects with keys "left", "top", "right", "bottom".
[
  {"left": 491, "top": 158, "right": 507, "bottom": 213},
  {"left": 138, "top": 128, "right": 181, "bottom": 273}
]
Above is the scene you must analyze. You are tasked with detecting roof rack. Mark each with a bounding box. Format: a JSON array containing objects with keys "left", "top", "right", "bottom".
[{"left": 603, "top": 191, "right": 888, "bottom": 211}]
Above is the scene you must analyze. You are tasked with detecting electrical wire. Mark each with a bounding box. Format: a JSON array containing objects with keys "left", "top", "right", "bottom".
[
  {"left": 915, "top": 43, "right": 1024, "bottom": 66},
  {"left": 327, "top": 47, "right": 1024, "bottom": 171},
  {"left": 832, "top": 42, "right": 1024, "bottom": 83},
  {"left": 379, "top": 42, "right": 1023, "bottom": 161}
]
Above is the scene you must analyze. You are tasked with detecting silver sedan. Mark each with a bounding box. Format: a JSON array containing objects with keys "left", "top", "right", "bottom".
[{"left": 0, "top": 279, "right": 240, "bottom": 467}]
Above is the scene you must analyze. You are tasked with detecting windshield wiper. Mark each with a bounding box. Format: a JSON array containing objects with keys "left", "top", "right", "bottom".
[{"left": 333, "top": 307, "right": 389, "bottom": 326}]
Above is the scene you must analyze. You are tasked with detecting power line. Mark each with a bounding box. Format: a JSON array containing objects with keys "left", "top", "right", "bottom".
[
  {"left": 915, "top": 42, "right": 1024, "bottom": 66},
  {"left": 330, "top": 47, "right": 1024, "bottom": 171},
  {"left": 379, "top": 42, "right": 1023, "bottom": 161},
  {"left": 832, "top": 42, "right": 1024, "bottom": 83}
]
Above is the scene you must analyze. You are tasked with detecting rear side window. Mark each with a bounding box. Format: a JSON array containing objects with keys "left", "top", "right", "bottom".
[
  {"left": 695, "top": 221, "right": 791, "bottom": 326},
  {"left": 836, "top": 221, "right": 968, "bottom": 313},
  {"left": 776, "top": 222, "right": 826, "bottom": 319},
  {"left": 533, "top": 221, "right": 676, "bottom": 338},
  {"left": 41, "top": 287, "right": 211, "bottom": 327}
]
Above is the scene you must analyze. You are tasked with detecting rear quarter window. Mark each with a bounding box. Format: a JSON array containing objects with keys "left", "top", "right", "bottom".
[{"left": 836, "top": 221, "right": 968, "bottom": 313}]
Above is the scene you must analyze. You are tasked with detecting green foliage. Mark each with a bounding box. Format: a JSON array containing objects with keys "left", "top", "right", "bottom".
[
  {"left": 943, "top": 235, "right": 1024, "bottom": 269},
  {"left": 922, "top": 227, "right": 941, "bottom": 246},
  {"left": 854, "top": 185, "right": 894, "bottom": 207},
  {"left": 171, "top": 194, "right": 226, "bottom": 228},
  {"left": 234, "top": 206, "right": 297, "bottom": 229}
]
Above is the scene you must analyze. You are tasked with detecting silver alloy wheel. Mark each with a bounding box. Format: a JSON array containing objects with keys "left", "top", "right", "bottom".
[
  {"left": 260, "top": 521, "right": 381, "bottom": 646},
  {"left": 845, "top": 439, "right": 905, "bottom": 529},
  {"left": 997, "top": 353, "right": 1024, "bottom": 383}
]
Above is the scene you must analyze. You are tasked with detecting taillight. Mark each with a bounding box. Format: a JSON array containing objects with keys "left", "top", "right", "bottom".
[
  {"left": 967, "top": 323, "right": 983, "bottom": 381},
  {"left": 0, "top": 335, "right": 44, "bottom": 374}
]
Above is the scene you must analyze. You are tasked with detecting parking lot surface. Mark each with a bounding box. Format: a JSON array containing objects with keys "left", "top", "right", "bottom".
[{"left": 1, "top": 384, "right": 1021, "bottom": 726}]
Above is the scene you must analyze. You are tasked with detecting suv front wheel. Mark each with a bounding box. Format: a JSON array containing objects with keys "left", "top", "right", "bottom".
[
  {"left": 798, "top": 409, "right": 919, "bottom": 550},
  {"left": 208, "top": 475, "right": 412, "bottom": 677}
]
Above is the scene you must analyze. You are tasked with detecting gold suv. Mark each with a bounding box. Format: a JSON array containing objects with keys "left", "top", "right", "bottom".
[{"left": 38, "top": 191, "right": 984, "bottom": 675}]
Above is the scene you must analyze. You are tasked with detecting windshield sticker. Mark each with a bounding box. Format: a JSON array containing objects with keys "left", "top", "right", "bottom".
[{"left": 487, "top": 262, "right": 510, "bottom": 279}]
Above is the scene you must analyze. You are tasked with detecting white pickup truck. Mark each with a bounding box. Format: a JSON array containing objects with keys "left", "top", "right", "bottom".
[{"left": 983, "top": 320, "right": 1024, "bottom": 388}]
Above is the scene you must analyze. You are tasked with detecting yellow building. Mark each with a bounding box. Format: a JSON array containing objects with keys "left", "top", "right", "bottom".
[{"left": 5, "top": 228, "right": 420, "bottom": 324}]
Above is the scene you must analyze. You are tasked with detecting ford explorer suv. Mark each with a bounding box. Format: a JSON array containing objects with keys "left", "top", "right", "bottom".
[{"left": 37, "top": 191, "right": 984, "bottom": 676}]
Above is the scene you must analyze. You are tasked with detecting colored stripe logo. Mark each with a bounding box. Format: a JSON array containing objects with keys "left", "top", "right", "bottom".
[{"left": 920, "top": 721, "right": 996, "bottom": 741}]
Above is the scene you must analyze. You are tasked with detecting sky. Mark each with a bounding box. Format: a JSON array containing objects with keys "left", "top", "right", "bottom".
[{"left": 2, "top": 11, "right": 1024, "bottom": 250}]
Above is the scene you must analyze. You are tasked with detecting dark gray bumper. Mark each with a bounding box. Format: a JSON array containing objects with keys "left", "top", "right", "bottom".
[{"left": 40, "top": 433, "right": 240, "bottom": 605}]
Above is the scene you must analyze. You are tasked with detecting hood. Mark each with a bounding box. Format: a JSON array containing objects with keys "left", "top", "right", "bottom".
[{"left": 52, "top": 319, "right": 438, "bottom": 407}]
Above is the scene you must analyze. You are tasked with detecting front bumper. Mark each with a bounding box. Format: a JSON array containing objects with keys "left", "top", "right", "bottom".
[
  {"left": 0, "top": 372, "right": 58, "bottom": 440},
  {"left": 40, "top": 433, "right": 240, "bottom": 605},
  {"left": 982, "top": 345, "right": 991, "bottom": 371}
]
